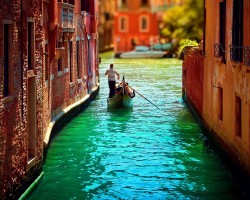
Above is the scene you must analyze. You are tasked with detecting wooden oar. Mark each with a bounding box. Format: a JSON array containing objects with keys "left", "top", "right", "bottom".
[{"left": 127, "top": 85, "right": 162, "bottom": 110}]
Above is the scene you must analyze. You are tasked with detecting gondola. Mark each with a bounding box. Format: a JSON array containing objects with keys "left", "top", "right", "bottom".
[{"left": 107, "top": 77, "right": 135, "bottom": 108}]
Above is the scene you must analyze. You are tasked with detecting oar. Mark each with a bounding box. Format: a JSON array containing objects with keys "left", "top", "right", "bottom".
[{"left": 127, "top": 85, "right": 162, "bottom": 111}]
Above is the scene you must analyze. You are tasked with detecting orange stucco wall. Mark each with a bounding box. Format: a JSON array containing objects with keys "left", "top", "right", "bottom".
[
  {"left": 183, "top": 0, "right": 250, "bottom": 176},
  {"left": 203, "top": 0, "right": 250, "bottom": 173}
]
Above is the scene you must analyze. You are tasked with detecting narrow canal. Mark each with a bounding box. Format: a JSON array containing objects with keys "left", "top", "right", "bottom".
[{"left": 28, "top": 52, "right": 241, "bottom": 199}]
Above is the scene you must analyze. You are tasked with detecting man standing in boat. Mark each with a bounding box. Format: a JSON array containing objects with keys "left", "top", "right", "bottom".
[{"left": 105, "top": 64, "right": 120, "bottom": 98}]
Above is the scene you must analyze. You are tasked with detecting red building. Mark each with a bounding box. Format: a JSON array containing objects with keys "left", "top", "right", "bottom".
[
  {"left": 114, "top": 0, "right": 159, "bottom": 56},
  {"left": 113, "top": 0, "right": 184, "bottom": 57},
  {"left": 0, "top": 0, "right": 99, "bottom": 199}
]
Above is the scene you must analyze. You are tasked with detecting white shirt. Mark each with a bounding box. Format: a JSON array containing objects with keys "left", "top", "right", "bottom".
[{"left": 105, "top": 69, "right": 118, "bottom": 81}]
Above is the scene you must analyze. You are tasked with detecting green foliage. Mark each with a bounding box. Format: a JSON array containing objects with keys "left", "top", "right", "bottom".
[
  {"left": 161, "top": 0, "right": 203, "bottom": 53},
  {"left": 178, "top": 39, "right": 198, "bottom": 59}
]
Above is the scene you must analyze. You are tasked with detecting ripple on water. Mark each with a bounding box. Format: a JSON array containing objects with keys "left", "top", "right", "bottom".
[{"left": 28, "top": 54, "right": 240, "bottom": 200}]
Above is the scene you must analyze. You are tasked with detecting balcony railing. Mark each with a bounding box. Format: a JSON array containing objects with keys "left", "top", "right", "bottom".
[
  {"left": 244, "top": 46, "right": 250, "bottom": 66},
  {"left": 214, "top": 43, "right": 226, "bottom": 63},
  {"left": 214, "top": 44, "right": 250, "bottom": 66},
  {"left": 214, "top": 43, "right": 225, "bottom": 57},
  {"left": 230, "top": 45, "right": 243, "bottom": 63}
]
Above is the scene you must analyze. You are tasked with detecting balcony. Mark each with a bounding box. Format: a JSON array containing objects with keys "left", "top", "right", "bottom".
[
  {"left": 230, "top": 45, "right": 243, "bottom": 63},
  {"left": 58, "top": 0, "right": 75, "bottom": 33},
  {"left": 244, "top": 46, "right": 250, "bottom": 66},
  {"left": 214, "top": 43, "right": 226, "bottom": 63},
  {"left": 214, "top": 43, "right": 225, "bottom": 58}
]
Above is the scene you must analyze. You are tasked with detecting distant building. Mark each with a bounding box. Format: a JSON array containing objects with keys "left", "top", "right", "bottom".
[
  {"left": 183, "top": 0, "right": 250, "bottom": 178},
  {"left": 0, "top": 0, "right": 99, "bottom": 198},
  {"left": 98, "top": 0, "right": 116, "bottom": 52},
  {"left": 113, "top": 0, "right": 184, "bottom": 57},
  {"left": 113, "top": 0, "right": 159, "bottom": 57}
]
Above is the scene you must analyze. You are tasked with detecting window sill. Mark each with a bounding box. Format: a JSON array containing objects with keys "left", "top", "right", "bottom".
[
  {"left": 26, "top": 157, "right": 36, "bottom": 171},
  {"left": 64, "top": 68, "right": 69, "bottom": 73},
  {"left": 77, "top": 78, "right": 82, "bottom": 84},
  {"left": 45, "top": 80, "right": 49, "bottom": 87},
  {"left": 57, "top": 71, "right": 63, "bottom": 76}
]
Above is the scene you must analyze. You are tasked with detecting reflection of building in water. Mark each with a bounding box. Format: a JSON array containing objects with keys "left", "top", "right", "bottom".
[
  {"left": 98, "top": 0, "right": 116, "bottom": 52},
  {"left": 114, "top": 0, "right": 185, "bottom": 57}
]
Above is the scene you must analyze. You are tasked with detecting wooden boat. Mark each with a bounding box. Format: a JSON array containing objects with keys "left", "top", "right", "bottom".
[{"left": 107, "top": 79, "right": 135, "bottom": 108}]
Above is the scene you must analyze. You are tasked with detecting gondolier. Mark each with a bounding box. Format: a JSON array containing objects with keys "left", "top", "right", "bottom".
[
  {"left": 105, "top": 64, "right": 120, "bottom": 98},
  {"left": 107, "top": 76, "right": 135, "bottom": 108}
]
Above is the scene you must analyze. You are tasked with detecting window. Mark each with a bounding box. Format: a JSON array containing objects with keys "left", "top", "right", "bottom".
[
  {"left": 88, "top": 40, "right": 92, "bottom": 74},
  {"left": 218, "top": 87, "right": 223, "bottom": 121},
  {"left": 69, "top": 40, "right": 73, "bottom": 82},
  {"left": 219, "top": 0, "right": 226, "bottom": 63},
  {"left": 76, "top": 40, "right": 80, "bottom": 78},
  {"left": 45, "top": 43, "right": 49, "bottom": 81},
  {"left": 63, "top": 37, "right": 68, "bottom": 69},
  {"left": 27, "top": 21, "right": 35, "bottom": 70},
  {"left": 64, "top": 0, "right": 74, "bottom": 5},
  {"left": 203, "top": 2, "right": 206, "bottom": 54},
  {"left": 231, "top": 0, "right": 243, "bottom": 62},
  {"left": 120, "top": 17, "right": 128, "bottom": 32},
  {"left": 4, "top": 24, "right": 10, "bottom": 97},
  {"left": 81, "top": 0, "right": 89, "bottom": 12},
  {"left": 235, "top": 95, "right": 242, "bottom": 137},
  {"left": 27, "top": 76, "right": 36, "bottom": 162},
  {"left": 140, "top": 16, "right": 149, "bottom": 32},
  {"left": 121, "top": 0, "right": 127, "bottom": 7},
  {"left": 57, "top": 41, "right": 63, "bottom": 72}
]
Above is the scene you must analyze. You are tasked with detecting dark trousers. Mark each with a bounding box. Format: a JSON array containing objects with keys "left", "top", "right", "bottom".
[{"left": 108, "top": 81, "right": 116, "bottom": 98}]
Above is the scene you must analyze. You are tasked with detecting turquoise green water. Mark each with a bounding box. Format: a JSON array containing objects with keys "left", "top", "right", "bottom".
[{"left": 28, "top": 52, "right": 240, "bottom": 199}]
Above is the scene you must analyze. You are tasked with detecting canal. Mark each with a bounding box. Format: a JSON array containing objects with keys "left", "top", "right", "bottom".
[{"left": 28, "top": 52, "right": 241, "bottom": 199}]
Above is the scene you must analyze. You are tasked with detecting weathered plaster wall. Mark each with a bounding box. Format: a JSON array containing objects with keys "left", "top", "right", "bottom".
[{"left": 182, "top": 48, "right": 204, "bottom": 115}]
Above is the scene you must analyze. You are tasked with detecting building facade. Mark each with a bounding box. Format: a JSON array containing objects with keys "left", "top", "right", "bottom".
[
  {"left": 0, "top": 0, "right": 99, "bottom": 199},
  {"left": 98, "top": 0, "right": 116, "bottom": 52},
  {"left": 183, "top": 0, "right": 250, "bottom": 177},
  {"left": 113, "top": 0, "right": 159, "bottom": 56},
  {"left": 113, "top": 0, "right": 185, "bottom": 57}
]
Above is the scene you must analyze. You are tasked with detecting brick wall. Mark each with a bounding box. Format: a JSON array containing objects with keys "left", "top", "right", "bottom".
[
  {"left": 0, "top": 0, "right": 44, "bottom": 199},
  {"left": 0, "top": 0, "right": 99, "bottom": 198}
]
